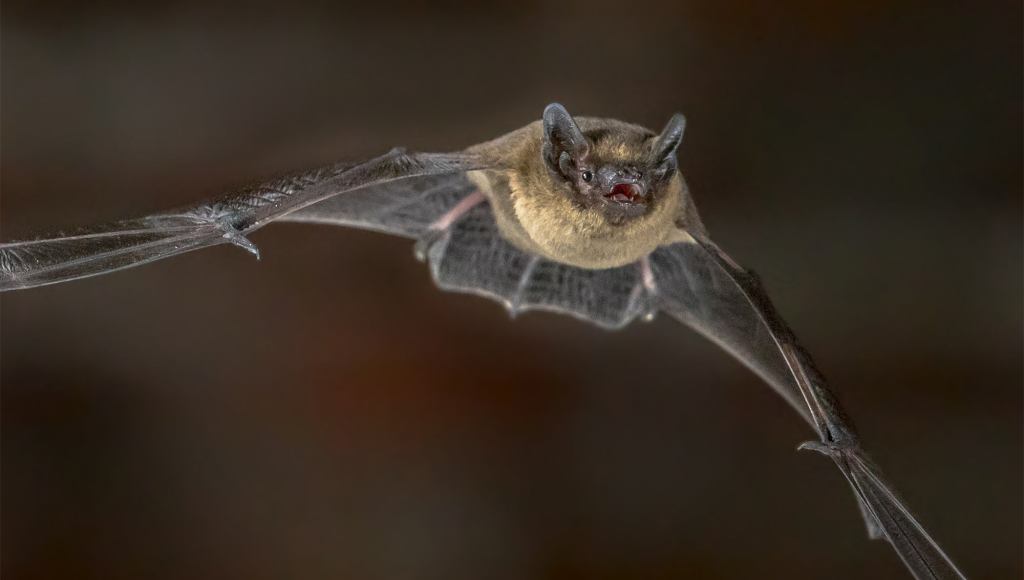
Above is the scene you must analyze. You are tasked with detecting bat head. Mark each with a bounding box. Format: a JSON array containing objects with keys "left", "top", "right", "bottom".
[{"left": 542, "top": 103, "right": 685, "bottom": 224}]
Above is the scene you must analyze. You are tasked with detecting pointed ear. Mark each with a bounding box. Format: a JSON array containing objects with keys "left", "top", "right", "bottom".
[
  {"left": 542, "top": 103, "right": 590, "bottom": 177},
  {"left": 652, "top": 113, "right": 686, "bottom": 164}
]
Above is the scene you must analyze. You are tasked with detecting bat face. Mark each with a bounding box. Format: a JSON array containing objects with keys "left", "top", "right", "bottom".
[
  {"left": 477, "top": 105, "right": 690, "bottom": 270},
  {"left": 542, "top": 104, "right": 685, "bottom": 225},
  {"left": 558, "top": 133, "right": 670, "bottom": 223}
]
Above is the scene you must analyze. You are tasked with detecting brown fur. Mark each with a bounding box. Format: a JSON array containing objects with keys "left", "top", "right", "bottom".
[{"left": 466, "top": 117, "right": 705, "bottom": 269}]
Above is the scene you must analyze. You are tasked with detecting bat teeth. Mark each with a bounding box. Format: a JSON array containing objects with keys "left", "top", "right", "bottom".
[{"left": 605, "top": 183, "right": 644, "bottom": 203}]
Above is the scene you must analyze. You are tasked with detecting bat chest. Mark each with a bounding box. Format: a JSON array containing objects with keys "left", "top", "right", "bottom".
[{"left": 469, "top": 170, "right": 679, "bottom": 270}]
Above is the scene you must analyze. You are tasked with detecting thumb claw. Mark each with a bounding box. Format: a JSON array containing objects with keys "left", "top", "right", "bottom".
[
  {"left": 219, "top": 226, "right": 260, "bottom": 260},
  {"left": 798, "top": 440, "right": 838, "bottom": 456}
]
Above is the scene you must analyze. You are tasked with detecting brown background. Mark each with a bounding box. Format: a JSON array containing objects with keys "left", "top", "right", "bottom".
[{"left": 2, "top": 1, "right": 1021, "bottom": 579}]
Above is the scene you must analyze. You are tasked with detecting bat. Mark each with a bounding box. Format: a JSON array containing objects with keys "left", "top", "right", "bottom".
[{"left": 0, "top": 103, "right": 966, "bottom": 579}]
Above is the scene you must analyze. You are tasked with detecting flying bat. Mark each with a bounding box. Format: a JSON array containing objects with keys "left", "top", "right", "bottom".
[{"left": 0, "top": 104, "right": 966, "bottom": 579}]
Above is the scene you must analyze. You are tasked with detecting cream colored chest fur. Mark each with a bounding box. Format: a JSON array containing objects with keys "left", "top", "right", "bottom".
[{"left": 468, "top": 169, "right": 684, "bottom": 270}]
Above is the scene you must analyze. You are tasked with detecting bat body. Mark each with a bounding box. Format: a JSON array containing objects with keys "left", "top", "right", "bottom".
[
  {"left": 0, "top": 104, "right": 966, "bottom": 579},
  {"left": 464, "top": 115, "right": 697, "bottom": 269}
]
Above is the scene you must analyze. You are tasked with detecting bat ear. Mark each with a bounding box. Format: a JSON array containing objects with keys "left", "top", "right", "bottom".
[
  {"left": 652, "top": 113, "right": 686, "bottom": 164},
  {"left": 542, "top": 103, "right": 590, "bottom": 178}
]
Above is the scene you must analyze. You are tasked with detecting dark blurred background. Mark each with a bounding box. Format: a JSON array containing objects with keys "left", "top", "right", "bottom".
[{"left": 1, "top": 1, "right": 1020, "bottom": 578}]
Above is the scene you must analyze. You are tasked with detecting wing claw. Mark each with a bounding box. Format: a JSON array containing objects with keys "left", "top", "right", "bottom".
[
  {"left": 1, "top": 151, "right": 488, "bottom": 291},
  {"left": 797, "top": 440, "right": 838, "bottom": 455},
  {"left": 652, "top": 236, "right": 966, "bottom": 578},
  {"left": 218, "top": 222, "right": 260, "bottom": 259}
]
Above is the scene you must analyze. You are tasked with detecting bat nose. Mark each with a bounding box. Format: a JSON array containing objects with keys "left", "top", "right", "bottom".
[
  {"left": 607, "top": 167, "right": 639, "bottom": 182},
  {"left": 621, "top": 166, "right": 642, "bottom": 180},
  {"left": 598, "top": 166, "right": 641, "bottom": 185},
  {"left": 597, "top": 167, "right": 648, "bottom": 203}
]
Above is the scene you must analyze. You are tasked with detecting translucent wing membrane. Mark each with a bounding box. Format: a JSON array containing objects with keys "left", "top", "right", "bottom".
[
  {"left": 648, "top": 240, "right": 815, "bottom": 422},
  {"left": 837, "top": 449, "right": 968, "bottom": 580},
  {"left": 423, "top": 202, "right": 647, "bottom": 329},
  {"left": 0, "top": 146, "right": 965, "bottom": 578},
  {"left": 652, "top": 236, "right": 966, "bottom": 580},
  {"left": 0, "top": 215, "right": 257, "bottom": 290},
  {"left": 280, "top": 173, "right": 474, "bottom": 238},
  {"left": 0, "top": 150, "right": 482, "bottom": 291},
  {"left": 291, "top": 174, "right": 649, "bottom": 327},
  {"left": 290, "top": 174, "right": 647, "bottom": 328}
]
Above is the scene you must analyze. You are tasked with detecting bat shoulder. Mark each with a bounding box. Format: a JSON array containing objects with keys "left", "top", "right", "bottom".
[{"left": 464, "top": 120, "right": 543, "bottom": 167}]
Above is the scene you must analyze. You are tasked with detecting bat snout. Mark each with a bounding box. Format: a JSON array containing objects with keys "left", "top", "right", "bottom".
[
  {"left": 595, "top": 166, "right": 648, "bottom": 206},
  {"left": 605, "top": 182, "right": 644, "bottom": 203}
]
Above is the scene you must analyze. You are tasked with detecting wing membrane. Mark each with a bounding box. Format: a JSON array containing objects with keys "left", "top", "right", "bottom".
[
  {"left": 647, "top": 237, "right": 814, "bottom": 421},
  {"left": 651, "top": 233, "right": 965, "bottom": 580},
  {"left": 0, "top": 151, "right": 482, "bottom": 291},
  {"left": 0, "top": 144, "right": 967, "bottom": 577},
  {"left": 842, "top": 451, "right": 967, "bottom": 579},
  {"left": 424, "top": 202, "right": 647, "bottom": 329},
  {"left": 279, "top": 172, "right": 474, "bottom": 238},
  {"left": 0, "top": 215, "right": 253, "bottom": 290}
]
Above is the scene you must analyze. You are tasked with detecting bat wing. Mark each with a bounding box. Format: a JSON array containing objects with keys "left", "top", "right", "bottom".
[
  {"left": 647, "top": 232, "right": 966, "bottom": 580},
  {"left": 1, "top": 148, "right": 965, "bottom": 577},
  {"left": 287, "top": 173, "right": 644, "bottom": 329},
  {"left": 396, "top": 217, "right": 967, "bottom": 578},
  {"left": 415, "top": 198, "right": 648, "bottom": 329},
  {"left": 280, "top": 171, "right": 478, "bottom": 238},
  {"left": 0, "top": 149, "right": 484, "bottom": 291},
  {"left": 1, "top": 155, "right": 648, "bottom": 330}
]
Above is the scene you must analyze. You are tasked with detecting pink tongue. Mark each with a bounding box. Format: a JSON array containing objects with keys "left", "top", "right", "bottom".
[{"left": 609, "top": 183, "right": 638, "bottom": 202}]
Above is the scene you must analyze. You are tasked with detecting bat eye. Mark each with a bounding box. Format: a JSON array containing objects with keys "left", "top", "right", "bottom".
[{"left": 581, "top": 170, "right": 593, "bottom": 182}]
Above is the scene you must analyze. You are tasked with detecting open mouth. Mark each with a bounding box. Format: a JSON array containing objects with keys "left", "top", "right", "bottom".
[{"left": 603, "top": 183, "right": 645, "bottom": 204}]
